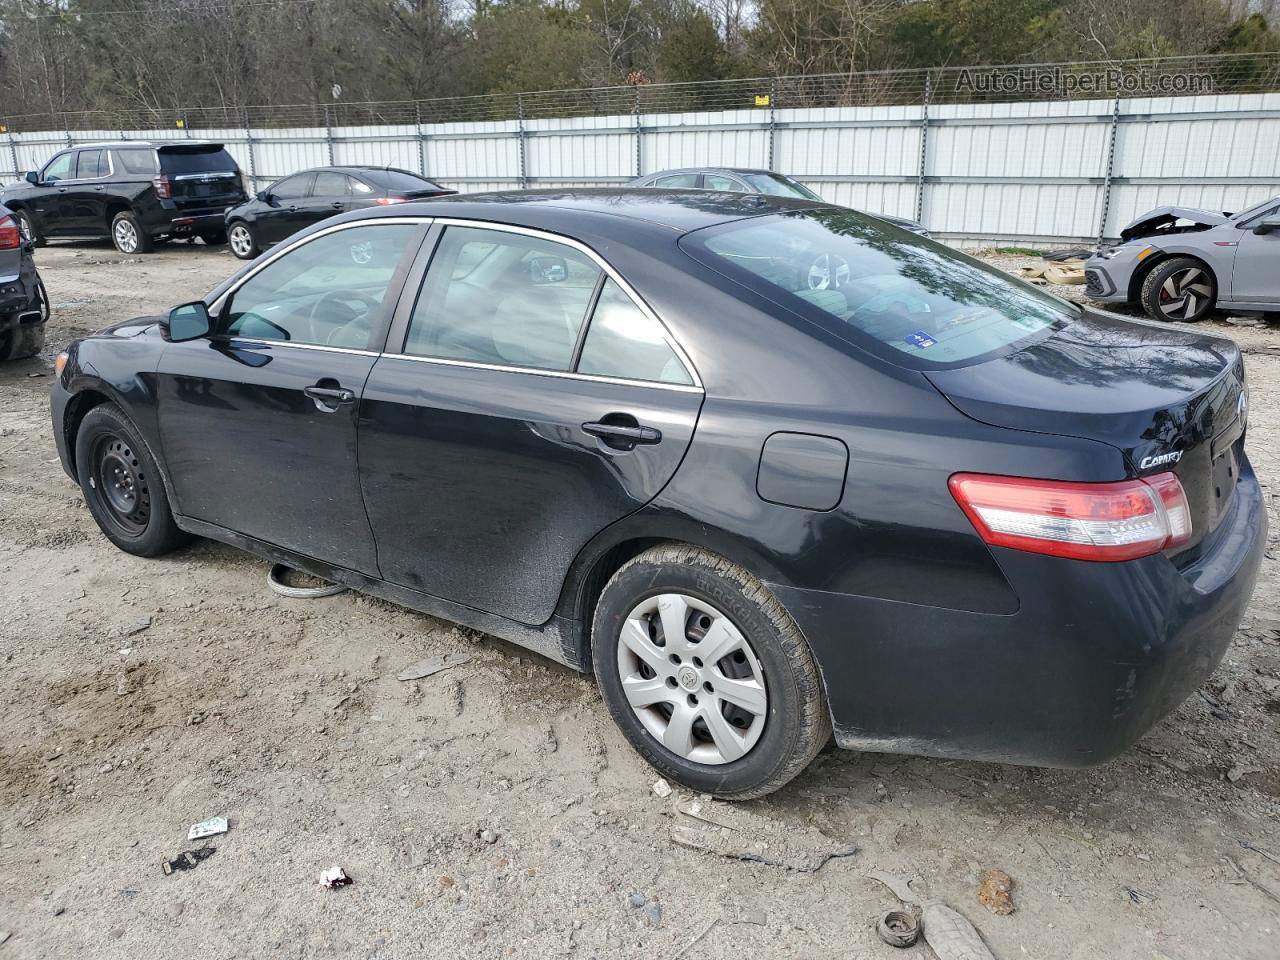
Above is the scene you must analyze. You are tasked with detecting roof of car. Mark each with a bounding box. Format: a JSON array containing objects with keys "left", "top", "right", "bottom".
[
  {"left": 62, "top": 140, "right": 227, "bottom": 150},
  {"left": 414, "top": 188, "right": 824, "bottom": 232},
  {"left": 639, "top": 167, "right": 777, "bottom": 178}
]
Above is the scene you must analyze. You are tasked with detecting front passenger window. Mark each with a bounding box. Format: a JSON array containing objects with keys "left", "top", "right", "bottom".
[
  {"left": 405, "top": 226, "right": 602, "bottom": 371},
  {"left": 224, "top": 224, "right": 419, "bottom": 348},
  {"left": 42, "top": 153, "right": 73, "bottom": 183}
]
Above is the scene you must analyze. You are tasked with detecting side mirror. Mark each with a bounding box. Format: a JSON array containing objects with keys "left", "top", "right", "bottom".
[
  {"left": 528, "top": 255, "right": 567, "bottom": 285},
  {"left": 257, "top": 190, "right": 272, "bottom": 203},
  {"left": 23, "top": 171, "right": 38, "bottom": 185},
  {"left": 1252, "top": 216, "right": 1280, "bottom": 235},
  {"left": 163, "top": 301, "right": 212, "bottom": 342}
]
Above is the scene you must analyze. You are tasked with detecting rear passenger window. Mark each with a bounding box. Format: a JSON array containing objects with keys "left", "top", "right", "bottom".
[
  {"left": 654, "top": 174, "right": 699, "bottom": 188},
  {"left": 349, "top": 177, "right": 374, "bottom": 195},
  {"left": 405, "top": 226, "right": 601, "bottom": 371},
  {"left": 313, "top": 172, "right": 349, "bottom": 196},
  {"left": 76, "top": 150, "right": 106, "bottom": 179},
  {"left": 704, "top": 175, "right": 745, "bottom": 192},
  {"left": 576, "top": 279, "right": 692, "bottom": 385},
  {"left": 114, "top": 149, "right": 158, "bottom": 175}
]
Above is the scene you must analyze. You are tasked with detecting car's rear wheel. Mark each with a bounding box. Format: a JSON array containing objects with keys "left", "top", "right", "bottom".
[
  {"left": 110, "top": 211, "right": 154, "bottom": 255},
  {"left": 228, "top": 221, "right": 259, "bottom": 260},
  {"left": 74, "top": 403, "right": 189, "bottom": 556},
  {"left": 592, "top": 544, "right": 830, "bottom": 799},
  {"left": 1141, "top": 257, "right": 1216, "bottom": 322},
  {"left": 12, "top": 208, "right": 42, "bottom": 246}
]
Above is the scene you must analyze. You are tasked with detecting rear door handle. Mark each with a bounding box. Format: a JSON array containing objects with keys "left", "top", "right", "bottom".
[
  {"left": 304, "top": 385, "right": 355, "bottom": 409},
  {"left": 582, "top": 420, "right": 662, "bottom": 445},
  {"left": 331, "top": 201, "right": 344, "bottom": 209}
]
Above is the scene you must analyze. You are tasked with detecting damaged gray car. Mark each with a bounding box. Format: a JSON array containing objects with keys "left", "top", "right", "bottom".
[{"left": 1085, "top": 197, "right": 1280, "bottom": 322}]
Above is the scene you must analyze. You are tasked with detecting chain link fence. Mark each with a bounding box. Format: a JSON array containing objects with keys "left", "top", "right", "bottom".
[{"left": 2, "top": 52, "right": 1278, "bottom": 132}]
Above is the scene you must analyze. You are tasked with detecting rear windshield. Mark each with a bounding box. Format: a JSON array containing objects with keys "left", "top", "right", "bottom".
[
  {"left": 364, "top": 169, "right": 445, "bottom": 193},
  {"left": 683, "top": 210, "right": 1074, "bottom": 369},
  {"left": 741, "top": 173, "right": 821, "bottom": 201},
  {"left": 158, "top": 146, "right": 239, "bottom": 175}
]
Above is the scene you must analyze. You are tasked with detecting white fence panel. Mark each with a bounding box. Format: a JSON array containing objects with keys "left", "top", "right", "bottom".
[{"left": 3, "top": 91, "right": 1278, "bottom": 244}]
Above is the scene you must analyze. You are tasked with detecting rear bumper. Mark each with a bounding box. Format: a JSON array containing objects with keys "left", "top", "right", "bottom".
[
  {"left": 771, "top": 456, "right": 1267, "bottom": 767},
  {"left": 0, "top": 265, "right": 42, "bottom": 320}
]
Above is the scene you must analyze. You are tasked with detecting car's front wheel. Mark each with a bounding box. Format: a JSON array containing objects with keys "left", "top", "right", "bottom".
[
  {"left": 110, "top": 211, "right": 154, "bottom": 255},
  {"left": 592, "top": 544, "right": 830, "bottom": 799},
  {"left": 1141, "top": 257, "right": 1216, "bottom": 322},
  {"left": 74, "top": 403, "right": 189, "bottom": 556},
  {"left": 228, "top": 221, "right": 259, "bottom": 260}
]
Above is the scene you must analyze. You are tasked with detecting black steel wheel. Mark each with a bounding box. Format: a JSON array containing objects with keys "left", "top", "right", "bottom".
[{"left": 74, "top": 403, "right": 189, "bottom": 556}]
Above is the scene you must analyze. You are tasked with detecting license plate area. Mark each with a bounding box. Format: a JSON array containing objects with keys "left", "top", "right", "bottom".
[{"left": 1208, "top": 442, "right": 1239, "bottom": 530}]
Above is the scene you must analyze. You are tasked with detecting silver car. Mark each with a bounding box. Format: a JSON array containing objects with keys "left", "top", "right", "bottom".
[
  {"left": 628, "top": 167, "right": 930, "bottom": 236},
  {"left": 1086, "top": 197, "right": 1280, "bottom": 321}
]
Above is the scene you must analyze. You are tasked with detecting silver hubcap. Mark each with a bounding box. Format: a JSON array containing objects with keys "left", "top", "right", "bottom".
[
  {"left": 616, "top": 593, "right": 768, "bottom": 765},
  {"left": 230, "top": 225, "right": 253, "bottom": 257},
  {"left": 1158, "top": 267, "right": 1212, "bottom": 319},
  {"left": 113, "top": 219, "right": 138, "bottom": 253}
]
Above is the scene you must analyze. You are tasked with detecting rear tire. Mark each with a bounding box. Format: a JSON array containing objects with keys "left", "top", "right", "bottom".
[
  {"left": 228, "top": 221, "right": 259, "bottom": 260},
  {"left": 12, "top": 208, "right": 42, "bottom": 246},
  {"left": 110, "top": 210, "right": 154, "bottom": 255},
  {"left": 0, "top": 318, "right": 44, "bottom": 360},
  {"left": 591, "top": 544, "right": 830, "bottom": 800},
  {"left": 1141, "top": 257, "right": 1216, "bottom": 322},
  {"left": 74, "top": 403, "right": 189, "bottom": 556}
]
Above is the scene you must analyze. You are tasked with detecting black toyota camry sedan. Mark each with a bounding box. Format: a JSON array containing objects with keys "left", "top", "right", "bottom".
[{"left": 51, "top": 191, "right": 1265, "bottom": 798}]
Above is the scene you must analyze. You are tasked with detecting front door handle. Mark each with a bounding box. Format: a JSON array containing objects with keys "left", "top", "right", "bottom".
[
  {"left": 331, "top": 201, "right": 344, "bottom": 209},
  {"left": 582, "top": 420, "right": 662, "bottom": 447},
  {"left": 304, "top": 384, "right": 355, "bottom": 411}
]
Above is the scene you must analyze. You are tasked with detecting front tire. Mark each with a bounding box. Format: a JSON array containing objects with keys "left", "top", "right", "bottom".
[
  {"left": 227, "top": 221, "right": 259, "bottom": 260},
  {"left": 591, "top": 544, "right": 830, "bottom": 800},
  {"left": 110, "top": 210, "right": 154, "bottom": 255},
  {"left": 1141, "top": 257, "right": 1216, "bottom": 322},
  {"left": 74, "top": 403, "right": 189, "bottom": 556}
]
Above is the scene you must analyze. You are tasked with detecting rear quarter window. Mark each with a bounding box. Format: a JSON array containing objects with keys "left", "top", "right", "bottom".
[{"left": 113, "top": 149, "right": 158, "bottom": 175}]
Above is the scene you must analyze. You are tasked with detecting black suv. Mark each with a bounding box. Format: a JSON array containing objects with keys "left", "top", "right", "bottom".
[{"left": 1, "top": 141, "right": 247, "bottom": 254}]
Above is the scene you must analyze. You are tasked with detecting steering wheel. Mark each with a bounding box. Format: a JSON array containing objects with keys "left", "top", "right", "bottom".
[
  {"left": 807, "top": 252, "right": 851, "bottom": 291},
  {"left": 304, "top": 289, "right": 380, "bottom": 346}
]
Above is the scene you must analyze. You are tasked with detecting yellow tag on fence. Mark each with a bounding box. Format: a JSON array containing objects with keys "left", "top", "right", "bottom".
[
  {"left": 754, "top": 95, "right": 770, "bottom": 107},
  {"left": 175, "top": 118, "right": 185, "bottom": 129}
]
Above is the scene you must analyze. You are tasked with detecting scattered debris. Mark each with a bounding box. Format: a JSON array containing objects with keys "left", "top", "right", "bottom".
[
  {"left": 1239, "top": 839, "right": 1280, "bottom": 867},
  {"left": 51, "top": 906, "right": 64, "bottom": 917},
  {"left": 877, "top": 909, "right": 920, "bottom": 948},
  {"left": 319, "top": 865, "right": 353, "bottom": 888},
  {"left": 187, "top": 816, "right": 229, "bottom": 841},
  {"left": 396, "top": 652, "right": 471, "bottom": 681},
  {"left": 124, "top": 616, "right": 152, "bottom": 636},
  {"left": 651, "top": 778, "right": 672, "bottom": 799},
  {"left": 1124, "top": 886, "right": 1154, "bottom": 905},
  {"left": 162, "top": 847, "right": 216, "bottom": 876},
  {"left": 869, "top": 870, "right": 999, "bottom": 960},
  {"left": 0, "top": 930, "right": 10, "bottom": 945},
  {"left": 976, "top": 868, "right": 1015, "bottom": 915},
  {"left": 673, "top": 903, "right": 770, "bottom": 959},
  {"left": 671, "top": 824, "right": 855, "bottom": 873},
  {"left": 645, "top": 902, "right": 663, "bottom": 927},
  {"left": 1226, "top": 763, "right": 1263, "bottom": 783},
  {"left": 478, "top": 828, "right": 498, "bottom": 844},
  {"left": 628, "top": 892, "right": 646, "bottom": 908},
  {"left": 1227, "top": 857, "right": 1280, "bottom": 905}
]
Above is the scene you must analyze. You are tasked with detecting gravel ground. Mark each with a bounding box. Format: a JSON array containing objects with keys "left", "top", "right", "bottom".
[{"left": 1, "top": 241, "right": 1279, "bottom": 959}]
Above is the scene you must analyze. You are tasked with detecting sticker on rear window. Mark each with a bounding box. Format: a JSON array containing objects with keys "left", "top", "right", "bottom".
[
  {"left": 904, "top": 330, "right": 936, "bottom": 349},
  {"left": 1012, "top": 315, "right": 1050, "bottom": 333}
]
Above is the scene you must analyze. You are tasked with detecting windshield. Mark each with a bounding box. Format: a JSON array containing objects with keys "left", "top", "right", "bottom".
[
  {"left": 684, "top": 210, "right": 1075, "bottom": 369},
  {"left": 367, "top": 169, "right": 447, "bottom": 193},
  {"left": 742, "top": 173, "right": 822, "bottom": 201}
]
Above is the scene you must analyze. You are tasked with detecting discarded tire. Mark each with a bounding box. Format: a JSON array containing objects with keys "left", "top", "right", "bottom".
[
  {"left": 877, "top": 909, "right": 920, "bottom": 948},
  {"left": 267, "top": 563, "right": 348, "bottom": 599}
]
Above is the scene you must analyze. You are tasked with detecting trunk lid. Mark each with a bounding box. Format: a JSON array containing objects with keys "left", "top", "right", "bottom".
[
  {"left": 157, "top": 144, "right": 245, "bottom": 212},
  {"left": 926, "top": 310, "right": 1248, "bottom": 558}
]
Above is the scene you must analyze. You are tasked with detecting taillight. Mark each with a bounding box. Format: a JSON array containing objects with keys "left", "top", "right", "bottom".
[
  {"left": 0, "top": 215, "right": 20, "bottom": 250},
  {"left": 949, "top": 471, "right": 1192, "bottom": 562},
  {"left": 375, "top": 196, "right": 406, "bottom": 205},
  {"left": 153, "top": 174, "right": 171, "bottom": 199}
]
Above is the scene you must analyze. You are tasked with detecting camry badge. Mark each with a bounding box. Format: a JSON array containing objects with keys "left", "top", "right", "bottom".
[{"left": 1139, "top": 450, "right": 1183, "bottom": 470}]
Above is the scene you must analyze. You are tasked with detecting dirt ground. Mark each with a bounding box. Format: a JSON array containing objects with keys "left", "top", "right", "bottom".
[{"left": 2, "top": 241, "right": 1279, "bottom": 959}]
